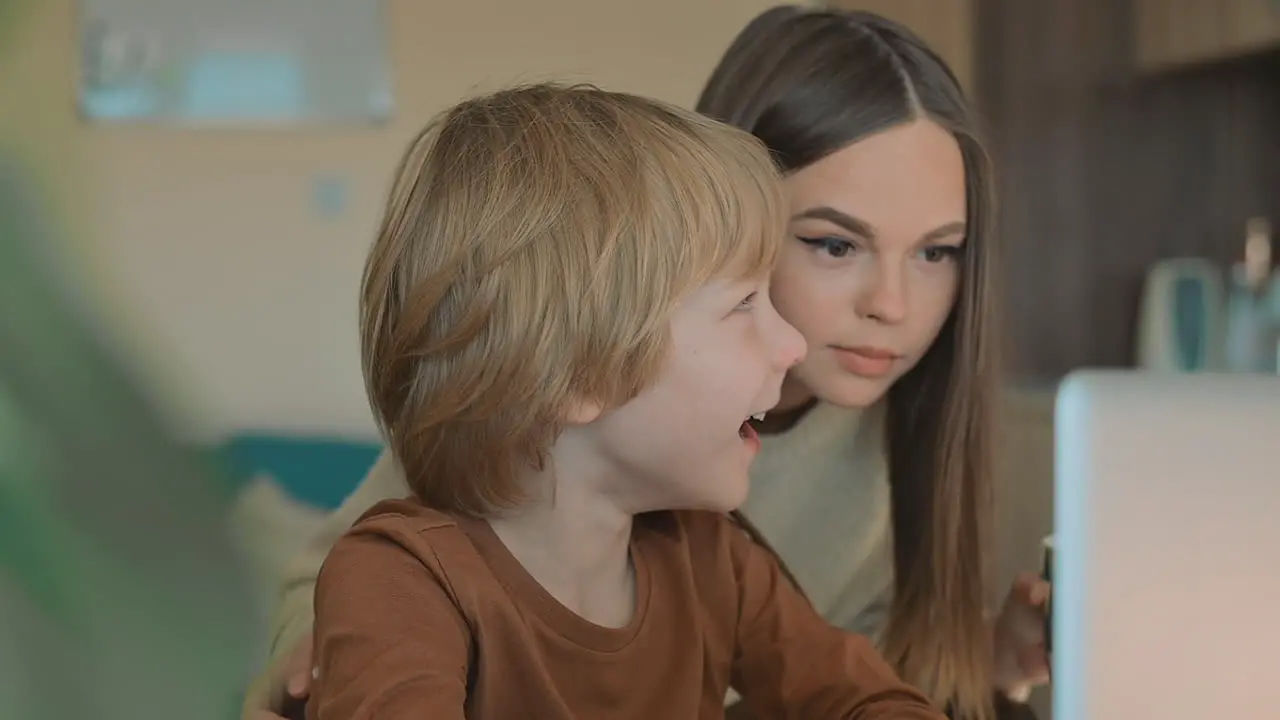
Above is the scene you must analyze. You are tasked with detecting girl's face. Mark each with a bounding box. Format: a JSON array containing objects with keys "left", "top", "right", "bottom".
[{"left": 771, "top": 119, "right": 967, "bottom": 411}]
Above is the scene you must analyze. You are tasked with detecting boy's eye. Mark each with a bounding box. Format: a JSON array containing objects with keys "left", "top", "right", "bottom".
[
  {"left": 920, "top": 245, "right": 964, "bottom": 263},
  {"left": 735, "top": 292, "right": 758, "bottom": 311},
  {"left": 798, "top": 236, "right": 856, "bottom": 258}
]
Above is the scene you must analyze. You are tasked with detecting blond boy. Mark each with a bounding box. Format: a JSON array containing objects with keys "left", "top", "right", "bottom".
[{"left": 306, "top": 84, "right": 944, "bottom": 720}]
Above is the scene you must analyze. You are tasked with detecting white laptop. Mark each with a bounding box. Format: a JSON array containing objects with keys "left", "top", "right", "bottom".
[{"left": 1052, "top": 370, "right": 1280, "bottom": 720}]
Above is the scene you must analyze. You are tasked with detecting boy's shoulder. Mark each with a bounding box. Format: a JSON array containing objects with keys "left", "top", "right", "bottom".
[
  {"left": 331, "top": 505, "right": 759, "bottom": 590},
  {"left": 336, "top": 497, "right": 478, "bottom": 570},
  {"left": 355, "top": 496, "right": 460, "bottom": 533},
  {"left": 345, "top": 504, "right": 753, "bottom": 555},
  {"left": 320, "top": 497, "right": 490, "bottom": 612}
]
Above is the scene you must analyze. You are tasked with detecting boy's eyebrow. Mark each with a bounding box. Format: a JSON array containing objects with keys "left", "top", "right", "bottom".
[{"left": 792, "top": 206, "right": 967, "bottom": 243}]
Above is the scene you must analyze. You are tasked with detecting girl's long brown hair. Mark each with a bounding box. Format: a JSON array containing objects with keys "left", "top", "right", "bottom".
[{"left": 701, "top": 7, "right": 1001, "bottom": 719}]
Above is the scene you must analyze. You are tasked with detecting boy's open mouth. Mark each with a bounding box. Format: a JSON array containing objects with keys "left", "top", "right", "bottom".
[{"left": 739, "top": 412, "right": 766, "bottom": 440}]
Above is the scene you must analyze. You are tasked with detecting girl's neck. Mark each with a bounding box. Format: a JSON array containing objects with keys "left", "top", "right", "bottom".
[{"left": 488, "top": 468, "right": 637, "bottom": 628}]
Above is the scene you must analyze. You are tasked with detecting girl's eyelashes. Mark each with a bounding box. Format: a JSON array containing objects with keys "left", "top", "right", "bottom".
[
  {"left": 735, "top": 291, "right": 758, "bottom": 311},
  {"left": 919, "top": 244, "right": 965, "bottom": 263},
  {"left": 797, "top": 235, "right": 966, "bottom": 263},
  {"left": 797, "top": 235, "right": 857, "bottom": 258}
]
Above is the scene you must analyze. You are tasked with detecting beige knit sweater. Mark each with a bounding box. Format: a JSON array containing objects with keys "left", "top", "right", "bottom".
[{"left": 264, "top": 401, "right": 893, "bottom": 668}]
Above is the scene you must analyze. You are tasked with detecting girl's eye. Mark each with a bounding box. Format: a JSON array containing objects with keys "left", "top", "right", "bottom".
[
  {"left": 798, "top": 236, "right": 857, "bottom": 259},
  {"left": 920, "top": 245, "right": 964, "bottom": 263},
  {"left": 735, "top": 292, "right": 758, "bottom": 311}
]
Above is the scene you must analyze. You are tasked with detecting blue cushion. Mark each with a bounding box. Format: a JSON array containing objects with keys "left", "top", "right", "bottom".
[{"left": 217, "top": 433, "right": 382, "bottom": 510}]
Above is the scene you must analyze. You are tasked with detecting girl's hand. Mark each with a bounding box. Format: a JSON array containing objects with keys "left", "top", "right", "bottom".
[
  {"left": 242, "top": 635, "right": 314, "bottom": 720},
  {"left": 993, "top": 572, "right": 1051, "bottom": 700}
]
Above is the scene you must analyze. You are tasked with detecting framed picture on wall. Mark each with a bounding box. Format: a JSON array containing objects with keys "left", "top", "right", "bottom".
[{"left": 76, "top": 0, "right": 393, "bottom": 126}]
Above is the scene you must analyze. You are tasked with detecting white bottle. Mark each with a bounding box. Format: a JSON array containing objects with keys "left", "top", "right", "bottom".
[{"left": 1224, "top": 218, "right": 1274, "bottom": 373}]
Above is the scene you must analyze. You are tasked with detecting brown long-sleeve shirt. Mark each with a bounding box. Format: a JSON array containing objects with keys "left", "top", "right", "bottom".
[{"left": 308, "top": 498, "right": 945, "bottom": 720}]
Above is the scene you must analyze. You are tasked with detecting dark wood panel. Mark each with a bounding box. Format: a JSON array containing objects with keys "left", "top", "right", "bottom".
[{"left": 974, "top": 0, "right": 1280, "bottom": 379}]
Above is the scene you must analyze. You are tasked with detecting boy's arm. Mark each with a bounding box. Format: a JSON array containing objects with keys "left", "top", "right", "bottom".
[
  {"left": 310, "top": 523, "right": 469, "bottom": 720},
  {"left": 266, "top": 451, "right": 408, "bottom": 665},
  {"left": 726, "top": 520, "right": 945, "bottom": 720}
]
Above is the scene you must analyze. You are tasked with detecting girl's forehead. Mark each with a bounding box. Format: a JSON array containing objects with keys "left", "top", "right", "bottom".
[{"left": 784, "top": 123, "right": 966, "bottom": 236}]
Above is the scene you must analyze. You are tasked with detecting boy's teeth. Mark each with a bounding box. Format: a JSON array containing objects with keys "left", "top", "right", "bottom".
[{"left": 751, "top": 412, "right": 766, "bottom": 422}]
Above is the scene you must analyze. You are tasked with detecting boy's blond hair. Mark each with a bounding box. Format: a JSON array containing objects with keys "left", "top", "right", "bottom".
[{"left": 361, "top": 83, "right": 785, "bottom": 515}]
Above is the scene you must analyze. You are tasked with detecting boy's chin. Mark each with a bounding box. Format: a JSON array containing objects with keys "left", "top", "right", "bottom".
[{"left": 681, "top": 480, "right": 751, "bottom": 515}]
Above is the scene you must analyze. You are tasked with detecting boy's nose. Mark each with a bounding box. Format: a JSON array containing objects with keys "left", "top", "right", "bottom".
[{"left": 772, "top": 315, "right": 807, "bottom": 371}]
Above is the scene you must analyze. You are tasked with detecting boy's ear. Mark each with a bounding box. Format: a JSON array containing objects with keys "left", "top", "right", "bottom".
[{"left": 562, "top": 396, "right": 604, "bottom": 426}]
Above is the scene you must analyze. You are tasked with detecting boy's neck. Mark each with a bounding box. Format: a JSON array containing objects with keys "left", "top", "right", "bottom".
[{"left": 488, "top": 463, "right": 637, "bottom": 629}]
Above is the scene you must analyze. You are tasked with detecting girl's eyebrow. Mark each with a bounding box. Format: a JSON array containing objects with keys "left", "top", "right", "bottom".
[
  {"left": 791, "top": 206, "right": 873, "bottom": 238},
  {"left": 793, "top": 206, "right": 966, "bottom": 243}
]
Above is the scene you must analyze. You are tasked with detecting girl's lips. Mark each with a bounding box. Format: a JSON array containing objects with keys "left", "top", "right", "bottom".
[{"left": 831, "top": 346, "right": 899, "bottom": 378}]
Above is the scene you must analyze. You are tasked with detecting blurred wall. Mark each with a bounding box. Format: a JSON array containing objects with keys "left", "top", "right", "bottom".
[
  {"left": 977, "top": 0, "right": 1280, "bottom": 378},
  {"left": 3, "top": 0, "right": 790, "bottom": 438}
]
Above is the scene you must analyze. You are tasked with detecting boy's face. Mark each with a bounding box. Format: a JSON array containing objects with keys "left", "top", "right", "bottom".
[{"left": 586, "top": 275, "right": 806, "bottom": 513}]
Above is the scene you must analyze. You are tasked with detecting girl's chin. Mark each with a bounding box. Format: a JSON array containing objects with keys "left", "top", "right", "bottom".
[{"left": 803, "top": 372, "right": 892, "bottom": 409}]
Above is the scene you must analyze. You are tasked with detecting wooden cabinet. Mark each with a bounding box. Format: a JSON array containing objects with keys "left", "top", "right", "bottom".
[
  {"left": 1136, "top": 0, "right": 1280, "bottom": 71},
  {"left": 1222, "top": 0, "right": 1280, "bottom": 54},
  {"left": 827, "top": 0, "right": 974, "bottom": 93}
]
